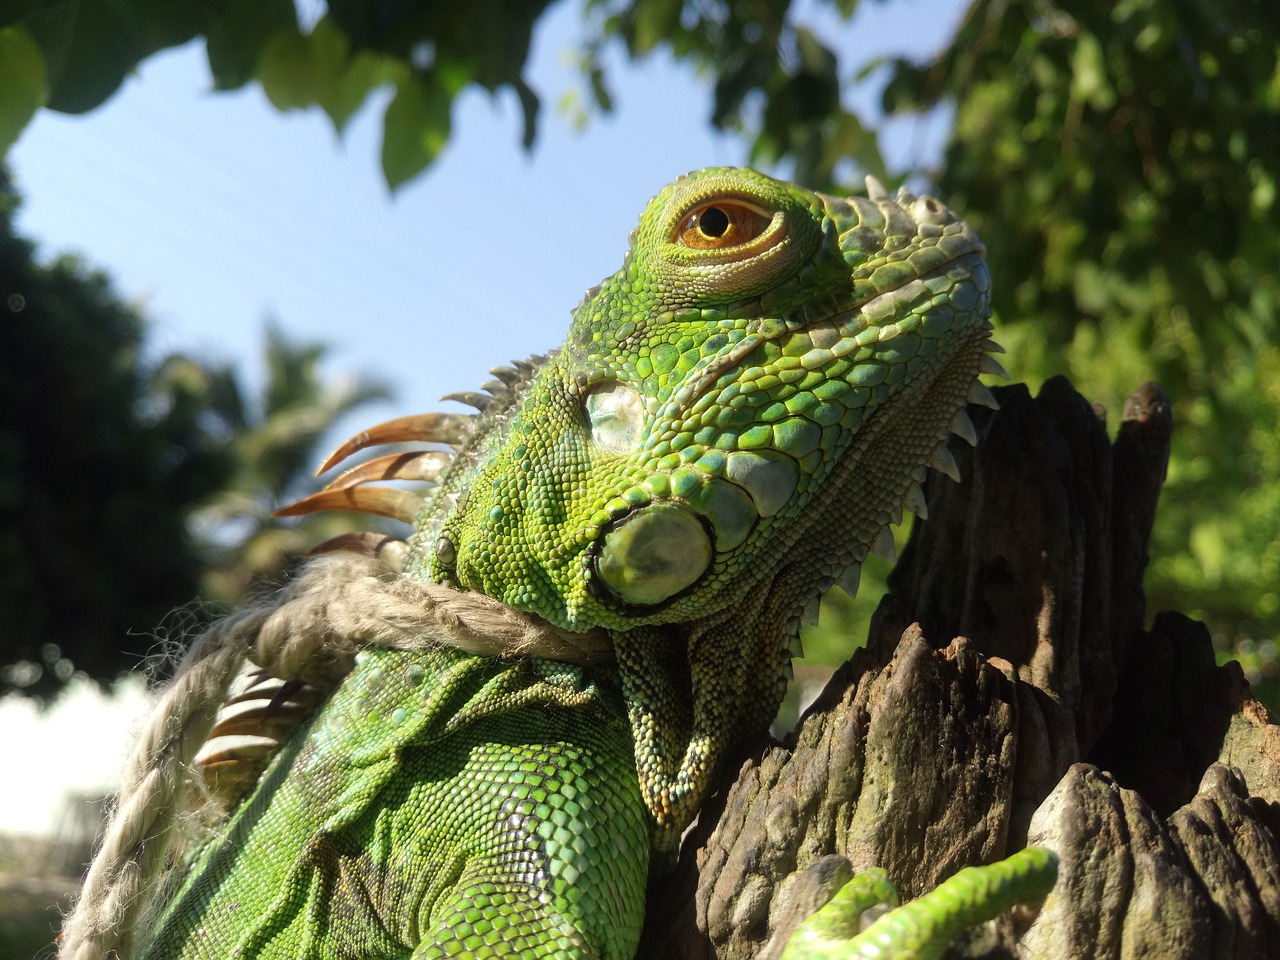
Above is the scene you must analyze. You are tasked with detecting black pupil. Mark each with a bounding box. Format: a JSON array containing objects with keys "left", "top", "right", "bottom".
[{"left": 699, "top": 206, "right": 730, "bottom": 237}]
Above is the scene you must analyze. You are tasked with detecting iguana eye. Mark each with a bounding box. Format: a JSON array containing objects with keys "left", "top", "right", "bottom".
[{"left": 676, "top": 202, "right": 772, "bottom": 250}]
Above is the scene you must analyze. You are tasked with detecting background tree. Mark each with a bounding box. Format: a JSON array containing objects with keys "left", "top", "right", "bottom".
[
  {"left": 881, "top": 0, "right": 1280, "bottom": 702},
  {"left": 1, "top": 0, "right": 1275, "bottom": 701},
  {"left": 191, "top": 323, "right": 393, "bottom": 603},
  {"left": 0, "top": 171, "right": 391, "bottom": 699},
  {"left": 0, "top": 168, "right": 230, "bottom": 701}
]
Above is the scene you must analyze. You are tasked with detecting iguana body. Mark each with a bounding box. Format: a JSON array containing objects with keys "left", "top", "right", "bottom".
[
  {"left": 140, "top": 646, "right": 648, "bottom": 959},
  {"left": 71, "top": 168, "right": 1056, "bottom": 959}
]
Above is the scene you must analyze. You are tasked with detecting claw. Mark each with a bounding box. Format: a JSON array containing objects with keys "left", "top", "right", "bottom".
[
  {"left": 275, "top": 486, "right": 425, "bottom": 524},
  {"left": 193, "top": 734, "right": 279, "bottom": 768},
  {"left": 870, "top": 526, "right": 897, "bottom": 562},
  {"left": 979, "top": 355, "right": 1010, "bottom": 379},
  {"left": 489, "top": 364, "right": 523, "bottom": 386},
  {"left": 317, "top": 413, "right": 476, "bottom": 474},
  {"left": 440, "top": 391, "right": 493, "bottom": 412},
  {"left": 903, "top": 483, "right": 929, "bottom": 520},
  {"left": 319, "top": 451, "right": 451, "bottom": 492},
  {"left": 837, "top": 563, "right": 862, "bottom": 597},
  {"left": 865, "top": 175, "right": 889, "bottom": 200},
  {"left": 307, "top": 532, "right": 408, "bottom": 570}
]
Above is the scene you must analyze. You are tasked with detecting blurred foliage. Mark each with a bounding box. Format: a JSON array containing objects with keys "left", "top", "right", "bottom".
[
  {"left": 0, "top": 0, "right": 553, "bottom": 189},
  {"left": 881, "top": 0, "right": 1279, "bottom": 694},
  {"left": 0, "top": 173, "right": 390, "bottom": 698},
  {"left": 577, "top": 0, "right": 887, "bottom": 184},
  {"left": 1, "top": 0, "right": 1276, "bottom": 698},
  {"left": 190, "top": 324, "right": 393, "bottom": 602},
  {"left": 0, "top": 168, "right": 231, "bottom": 701}
]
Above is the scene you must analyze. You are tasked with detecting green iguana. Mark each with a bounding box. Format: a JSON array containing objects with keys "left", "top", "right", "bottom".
[{"left": 61, "top": 167, "right": 1056, "bottom": 959}]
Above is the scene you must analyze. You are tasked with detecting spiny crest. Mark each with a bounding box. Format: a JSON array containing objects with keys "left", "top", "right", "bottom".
[
  {"left": 275, "top": 355, "right": 553, "bottom": 568},
  {"left": 780, "top": 176, "right": 1010, "bottom": 644},
  {"left": 782, "top": 261, "right": 1009, "bottom": 648},
  {"left": 193, "top": 668, "right": 325, "bottom": 807}
]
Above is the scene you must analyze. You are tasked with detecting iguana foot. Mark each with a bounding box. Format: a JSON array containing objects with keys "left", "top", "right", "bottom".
[{"left": 781, "top": 847, "right": 1058, "bottom": 960}]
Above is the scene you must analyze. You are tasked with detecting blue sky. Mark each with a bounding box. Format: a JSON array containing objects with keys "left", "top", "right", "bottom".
[
  {"left": 2, "top": 0, "right": 962, "bottom": 836},
  {"left": 8, "top": 0, "right": 959, "bottom": 448}
]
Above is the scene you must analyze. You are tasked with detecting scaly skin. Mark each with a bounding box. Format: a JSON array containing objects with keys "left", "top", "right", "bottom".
[
  {"left": 407, "top": 167, "right": 997, "bottom": 852},
  {"left": 134, "top": 168, "right": 1032, "bottom": 958},
  {"left": 140, "top": 647, "right": 650, "bottom": 959}
]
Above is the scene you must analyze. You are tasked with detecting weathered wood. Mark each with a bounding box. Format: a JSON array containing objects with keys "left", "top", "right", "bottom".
[{"left": 639, "top": 378, "right": 1280, "bottom": 959}]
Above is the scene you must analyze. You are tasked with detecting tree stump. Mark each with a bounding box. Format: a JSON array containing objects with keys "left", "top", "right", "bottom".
[{"left": 640, "top": 377, "right": 1280, "bottom": 959}]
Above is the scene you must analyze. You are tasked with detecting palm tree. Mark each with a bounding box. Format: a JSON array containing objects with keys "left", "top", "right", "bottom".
[{"left": 187, "top": 322, "right": 394, "bottom": 603}]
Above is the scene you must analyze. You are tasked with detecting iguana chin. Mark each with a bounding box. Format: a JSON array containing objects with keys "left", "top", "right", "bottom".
[{"left": 63, "top": 167, "right": 1055, "bottom": 960}]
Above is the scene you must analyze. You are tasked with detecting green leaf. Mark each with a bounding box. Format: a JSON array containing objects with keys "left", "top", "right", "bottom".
[
  {"left": 589, "top": 62, "right": 613, "bottom": 113},
  {"left": 0, "top": 25, "right": 44, "bottom": 154},
  {"left": 630, "top": 0, "right": 682, "bottom": 54},
  {"left": 20, "top": 0, "right": 199, "bottom": 113},
  {"left": 307, "top": 15, "right": 381, "bottom": 131},
  {"left": 205, "top": 0, "right": 297, "bottom": 91},
  {"left": 513, "top": 77, "right": 539, "bottom": 151},
  {"left": 255, "top": 17, "right": 402, "bottom": 134},
  {"left": 256, "top": 24, "right": 313, "bottom": 111},
  {"left": 381, "top": 73, "right": 452, "bottom": 191},
  {"left": 320, "top": 48, "right": 401, "bottom": 133},
  {"left": 1069, "top": 31, "right": 1114, "bottom": 110}
]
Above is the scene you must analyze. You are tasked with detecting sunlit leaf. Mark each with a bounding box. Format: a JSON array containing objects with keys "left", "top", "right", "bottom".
[
  {"left": 631, "top": 0, "right": 682, "bottom": 54},
  {"left": 19, "top": 0, "right": 199, "bottom": 113},
  {"left": 0, "top": 25, "right": 44, "bottom": 154},
  {"left": 381, "top": 73, "right": 452, "bottom": 191},
  {"left": 256, "top": 24, "right": 313, "bottom": 111},
  {"left": 1069, "top": 31, "right": 1113, "bottom": 110}
]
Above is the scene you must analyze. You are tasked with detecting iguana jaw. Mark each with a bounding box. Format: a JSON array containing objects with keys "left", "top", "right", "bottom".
[{"left": 618, "top": 284, "right": 1001, "bottom": 852}]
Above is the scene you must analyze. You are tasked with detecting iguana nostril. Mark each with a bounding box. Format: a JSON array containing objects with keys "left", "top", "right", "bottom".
[{"left": 595, "top": 503, "right": 712, "bottom": 606}]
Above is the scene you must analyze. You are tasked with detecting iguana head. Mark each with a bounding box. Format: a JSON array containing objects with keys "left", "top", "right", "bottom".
[
  {"left": 404, "top": 168, "right": 993, "bottom": 629},
  {"left": 290, "top": 167, "right": 998, "bottom": 632},
  {"left": 282, "top": 166, "right": 1002, "bottom": 844}
]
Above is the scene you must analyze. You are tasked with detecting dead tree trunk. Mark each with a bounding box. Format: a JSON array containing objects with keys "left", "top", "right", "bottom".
[{"left": 640, "top": 377, "right": 1280, "bottom": 959}]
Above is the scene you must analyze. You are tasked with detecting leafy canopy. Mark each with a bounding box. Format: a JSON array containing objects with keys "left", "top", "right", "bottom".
[
  {"left": 2, "top": 0, "right": 1277, "bottom": 699},
  {"left": 0, "top": 169, "right": 231, "bottom": 700}
]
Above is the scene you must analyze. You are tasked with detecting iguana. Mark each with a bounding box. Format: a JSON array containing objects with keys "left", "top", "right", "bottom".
[{"left": 60, "top": 167, "right": 1056, "bottom": 959}]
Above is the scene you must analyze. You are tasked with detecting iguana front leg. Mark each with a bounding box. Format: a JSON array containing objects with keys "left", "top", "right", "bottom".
[
  {"left": 781, "top": 848, "right": 1059, "bottom": 960},
  {"left": 613, "top": 601, "right": 793, "bottom": 853}
]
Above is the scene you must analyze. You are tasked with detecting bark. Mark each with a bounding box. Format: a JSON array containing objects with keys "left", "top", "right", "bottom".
[{"left": 639, "top": 378, "right": 1280, "bottom": 959}]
